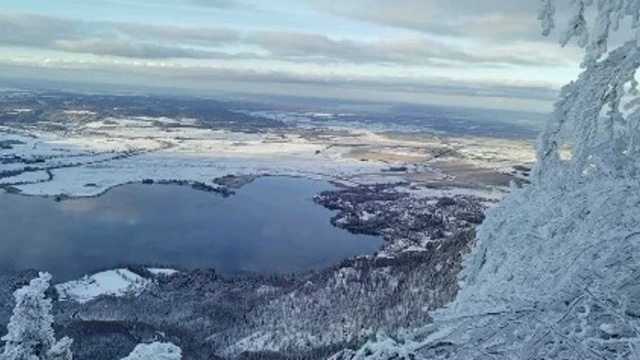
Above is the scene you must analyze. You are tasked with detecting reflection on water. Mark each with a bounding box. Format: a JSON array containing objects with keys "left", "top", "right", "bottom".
[{"left": 0, "top": 177, "right": 382, "bottom": 281}]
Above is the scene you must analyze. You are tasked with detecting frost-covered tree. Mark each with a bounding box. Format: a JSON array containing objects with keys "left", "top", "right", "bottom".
[
  {"left": 329, "top": 332, "right": 417, "bottom": 360},
  {"left": 120, "top": 342, "right": 181, "bottom": 360},
  {"left": 1, "top": 273, "right": 73, "bottom": 360},
  {"left": 532, "top": 0, "right": 640, "bottom": 185}
]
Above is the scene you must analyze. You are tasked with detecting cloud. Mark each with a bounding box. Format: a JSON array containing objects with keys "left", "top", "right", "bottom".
[
  {"left": 171, "top": 66, "right": 558, "bottom": 102},
  {"left": 113, "top": 23, "right": 240, "bottom": 44},
  {"left": 0, "top": 12, "right": 241, "bottom": 59},
  {"left": 0, "top": 12, "right": 74, "bottom": 48},
  {"left": 0, "top": 3, "right": 579, "bottom": 111},
  {"left": 306, "top": 0, "right": 542, "bottom": 41},
  {"left": 181, "top": 0, "right": 244, "bottom": 8},
  {"left": 248, "top": 31, "right": 577, "bottom": 67},
  {"left": 0, "top": 11, "right": 577, "bottom": 67},
  {"left": 50, "top": 38, "right": 226, "bottom": 59},
  {"left": 0, "top": 56, "right": 559, "bottom": 103}
]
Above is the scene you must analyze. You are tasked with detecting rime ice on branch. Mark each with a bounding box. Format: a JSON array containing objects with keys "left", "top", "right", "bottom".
[
  {"left": 540, "top": 0, "right": 640, "bottom": 64},
  {"left": 534, "top": 0, "right": 640, "bottom": 184}
]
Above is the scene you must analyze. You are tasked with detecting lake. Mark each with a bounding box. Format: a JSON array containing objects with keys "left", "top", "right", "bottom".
[{"left": 0, "top": 177, "right": 383, "bottom": 281}]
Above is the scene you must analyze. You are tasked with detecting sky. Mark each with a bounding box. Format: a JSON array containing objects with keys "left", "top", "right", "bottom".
[{"left": 0, "top": 0, "right": 585, "bottom": 112}]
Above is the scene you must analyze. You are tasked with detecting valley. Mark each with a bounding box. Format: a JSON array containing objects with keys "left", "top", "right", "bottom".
[{"left": 0, "top": 90, "right": 537, "bottom": 359}]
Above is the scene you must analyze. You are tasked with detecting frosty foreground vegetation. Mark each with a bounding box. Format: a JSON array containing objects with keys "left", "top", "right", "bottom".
[
  {"left": 0, "top": 273, "right": 181, "bottom": 360},
  {"left": 0, "top": 273, "right": 72, "bottom": 360}
]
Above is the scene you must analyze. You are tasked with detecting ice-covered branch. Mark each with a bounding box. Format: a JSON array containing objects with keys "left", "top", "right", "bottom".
[
  {"left": 534, "top": 0, "right": 640, "bottom": 183},
  {"left": 540, "top": 0, "right": 640, "bottom": 65}
]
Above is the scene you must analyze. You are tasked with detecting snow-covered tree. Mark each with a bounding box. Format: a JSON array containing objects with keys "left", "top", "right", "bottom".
[
  {"left": 531, "top": 0, "right": 640, "bottom": 185},
  {"left": 1, "top": 273, "right": 73, "bottom": 360},
  {"left": 329, "top": 332, "right": 417, "bottom": 360},
  {"left": 120, "top": 342, "right": 181, "bottom": 360}
]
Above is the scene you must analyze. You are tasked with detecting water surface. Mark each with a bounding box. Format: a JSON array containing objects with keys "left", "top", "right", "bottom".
[{"left": 0, "top": 177, "right": 382, "bottom": 281}]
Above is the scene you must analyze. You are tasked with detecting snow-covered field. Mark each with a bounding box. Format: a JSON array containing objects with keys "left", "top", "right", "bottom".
[
  {"left": 0, "top": 114, "right": 534, "bottom": 198},
  {"left": 0, "top": 117, "right": 394, "bottom": 197}
]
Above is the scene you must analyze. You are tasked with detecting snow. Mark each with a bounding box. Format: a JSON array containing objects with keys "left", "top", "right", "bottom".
[
  {"left": 8, "top": 151, "right": 385, "bottom": 197},
  {"left": 256, "top": 285, "right": 279, "bottom": 296},
  {"left": 0, "top": 170, "right": 50, "bottom": 185},
  {"left": 54, "top": 268, "right": 177, "bottom": 304},
  {"left": 330, "top": 332, "right": 417, "bottom": 360},
  {"left": 403, "top": 245, "right": 428, "bottom": 253},
  {"left": 359, "top": 210, "right": 376, "bottom": 221},
  {"left": 121, "top": 342, "right": 182, "bottom": 360},
  {"left": 55, "top": 269, "right": 151, "bottom": 304},
  {"left": 63, "top": 110, "right": 96, "bottom": 116},
  {"left": 1, "top": 108, "right": 535, "bottom": 199},
  {"left": 1, "top": 123, "right": 392, "bottom": 197},
  {"left": 147, "top": 268, "right": 179, "bottom": 276},
  {"left": 225, "top": 332, "right": 277, "bottom": 355},
  {"left": 7, "top": 108, "right": 33, "bottom": 114},
  {"left": 396, "top": 184, "right": 505, "bottom": 202}
]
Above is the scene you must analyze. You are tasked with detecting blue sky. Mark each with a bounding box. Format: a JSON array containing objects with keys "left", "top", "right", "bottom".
[{"left": 0, "top": 0, "right": 584, "bottom": 112}]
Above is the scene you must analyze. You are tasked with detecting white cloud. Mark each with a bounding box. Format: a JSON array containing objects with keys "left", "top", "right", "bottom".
[
  {"left": 181, "top": 0, "right": 246, "bottom": 8},
  {"left": 0, "top": 0, "right": 584, "bottom": 110},
  {"left": 285, "top": 0, "right": 542, "bottom": 39},
  {"left": 0, "top": 11, "right": 578, "bottom": 67},
  {"left": 0, "top": 12, "right": 242, "bottom": 59}
]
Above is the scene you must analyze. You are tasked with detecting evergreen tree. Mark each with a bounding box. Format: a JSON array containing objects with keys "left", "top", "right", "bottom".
[{"left": 1, "top": 273, "right": 72, "bottom": 360}]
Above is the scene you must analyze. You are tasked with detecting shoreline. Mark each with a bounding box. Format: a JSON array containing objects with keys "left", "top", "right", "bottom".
[{"left": 0, "top": 172, "right": 346, "bottom": 200}]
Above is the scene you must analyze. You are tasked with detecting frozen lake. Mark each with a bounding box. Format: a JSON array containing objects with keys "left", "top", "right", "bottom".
[{"left": 0, "top": 177, "right": 383, "bottom": 281}]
